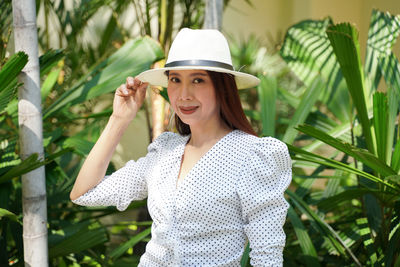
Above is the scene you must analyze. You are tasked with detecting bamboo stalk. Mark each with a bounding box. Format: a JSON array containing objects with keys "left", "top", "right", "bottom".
[
  {"left": 203, "top": 0, "right": 223, "bottom": 30},
  {"left": 12, "top": 0, "right": 48, "bottom": 266}
]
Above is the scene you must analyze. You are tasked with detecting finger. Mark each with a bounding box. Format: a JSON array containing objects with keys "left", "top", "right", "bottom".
[
  {"left": 116, "top": 84, "right": 133, "bottom": 97},
  {"left": 135, "top": 82, "right": 148, "bottom": 102},
  {"left": 133, "top": 78, "right": 143, "bottom": 88},
  {"left": 126, "top": 77, "right": 134, "bottom": 89}
]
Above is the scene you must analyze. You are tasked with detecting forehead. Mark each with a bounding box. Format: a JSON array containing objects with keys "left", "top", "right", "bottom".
[{"left": 168, "top": 69, "right": 209, "bottom": 76}]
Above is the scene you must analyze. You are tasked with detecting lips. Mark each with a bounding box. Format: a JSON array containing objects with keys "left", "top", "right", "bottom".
[{"left": 179, "top": 106, "right": 198, "bottom": 115}]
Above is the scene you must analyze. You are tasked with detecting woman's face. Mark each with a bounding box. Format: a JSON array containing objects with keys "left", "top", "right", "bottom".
[{"left": 167, "top": 70, "right": 220, "bottom": 129}]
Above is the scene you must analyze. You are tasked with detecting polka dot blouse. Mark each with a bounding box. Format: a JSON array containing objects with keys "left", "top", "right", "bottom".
[{"left": 72, "top": 130, "right": 292, "bottom": 266}]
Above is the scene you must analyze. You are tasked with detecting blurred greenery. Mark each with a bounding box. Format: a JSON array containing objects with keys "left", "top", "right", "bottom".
[{"left": 1, "top": 0, "right": 400, "bottom": 266}]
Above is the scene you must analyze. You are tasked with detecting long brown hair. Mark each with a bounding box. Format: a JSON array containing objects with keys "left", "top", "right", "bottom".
[{"left": 173, "top": 70, "right": 257, "bottom": 136}]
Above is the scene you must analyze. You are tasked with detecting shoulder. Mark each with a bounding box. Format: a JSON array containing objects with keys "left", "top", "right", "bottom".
[
  {"left": 147, "top": 131, "right": 189, "bottom": 152},
  {"left": 230, "top": 130, "right": 291, "bottom": 171},
  {"left": 231, "top": 130, "right": 289, "bottom": 154}
]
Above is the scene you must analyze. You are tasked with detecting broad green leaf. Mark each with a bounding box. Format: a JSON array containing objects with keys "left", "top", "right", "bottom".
[
  {"left": 282, "top": 77, "right": 323, "bottom": 144},
  {"left": 280, "top": 19, "right": 337, "bottom": 99},
  {"left": 288, "top": 143, "right": 397, "bottom": 190},
  {"left": 287, "top": 207, "right": 320, "bottom": 267},
  {"left": 287, "top": 190, "right": 361, "bottom": 265},
  {"left": 327, "top": 23, "right": 375, "bottom": 154},
  {"left": 257, "top": 75, "right": 277, "bottom": 137},
  {"left": 62, "top": 136, "right": 94, "bottom": 157},
  {"left": 49, "top": 220, "right": 108, "bottom": 258},
  {"left": 0, "top": 208, "right": 21, "bottom": 224},
  {"left": 108, "top": 227, "right": 151, "bottom": 260},
  {"left": 41, "top": 67, "right": 61, "bottom": 102},
  {"left": 280, "top": 18, "right": 350, "bottom": 122},
  {"left": 0, "top": 51, "right": 28, "bottom": 112},
  {"left": 303, "top": 121, "right": 352, "bottom": 152},
  {"left": 296, "top": 124, "right": 396, "bottom": 177},
  {"left": 39, "top": 49, "right": 64, "bottom": 77},
  {"left": 365, "top": 9, "right": 400, "bottom": 93},
  {"left": 44, "top": 36, "right": 164, "bottom": 118},
  {"left": 318, "top": 188, "right": 380, "bottom": 211},
  {"left": 0, "top": 148, "right": 71, "bottom": 184},
  {"left": 372, "top": 92, "right": 388, "bottom": 162}
]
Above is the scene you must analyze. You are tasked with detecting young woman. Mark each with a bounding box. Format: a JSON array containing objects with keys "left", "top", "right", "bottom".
[{"left": 70, "top": 28, "right": 292, "bottom": 266}]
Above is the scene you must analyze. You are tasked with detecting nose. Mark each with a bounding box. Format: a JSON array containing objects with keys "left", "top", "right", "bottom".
[{"left": 178, "top": 84, "right": 193, "bottom": 100}]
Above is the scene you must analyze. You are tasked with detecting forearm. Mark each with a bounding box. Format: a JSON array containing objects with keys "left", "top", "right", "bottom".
[{"left": 70, "top": 115, "right": 132, "bottom": 200}]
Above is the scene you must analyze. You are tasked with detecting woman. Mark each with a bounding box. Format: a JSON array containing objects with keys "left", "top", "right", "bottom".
[{"left": 70, "top": 28, "right": 291, "bottom": 266}]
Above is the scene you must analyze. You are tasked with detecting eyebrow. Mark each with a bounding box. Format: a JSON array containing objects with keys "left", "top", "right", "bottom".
[{"left": 169, "top": 72, "right": 208, "bottom": 77}]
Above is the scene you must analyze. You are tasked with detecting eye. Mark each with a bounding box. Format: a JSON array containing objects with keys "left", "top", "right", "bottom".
[
  {"left": 169, "top": 77, "right": 180, "bottom": 83},
  {"left": 193, "top": 78, "right": 204, "bottom": 84}
]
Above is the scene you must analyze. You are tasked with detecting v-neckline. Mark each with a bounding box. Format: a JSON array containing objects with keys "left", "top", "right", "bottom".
[{"left": 175, "top": 130, "right": 235, "bottom": 189}]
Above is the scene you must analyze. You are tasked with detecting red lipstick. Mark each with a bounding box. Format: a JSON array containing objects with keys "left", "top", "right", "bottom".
[{"left": 179, "top": 106, "right": 198, "bottom": 115}]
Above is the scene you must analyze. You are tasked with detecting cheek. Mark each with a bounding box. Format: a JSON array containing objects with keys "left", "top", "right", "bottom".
[{"left": 167, "top": 88, "right": 177, "bottom": 109}]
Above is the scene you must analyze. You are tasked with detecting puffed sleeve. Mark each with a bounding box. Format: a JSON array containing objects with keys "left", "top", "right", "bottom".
[
  {"left": 237, "top": 137, "right": 292, "bottom": 267},
  {"left": 72, "top": 132, "right": 172, "bottom": 211}
]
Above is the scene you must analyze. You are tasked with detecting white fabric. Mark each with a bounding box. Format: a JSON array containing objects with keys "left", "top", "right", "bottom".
[
  {"left": 72, "top": 130, "right": 292, "bottom": 266},
  {"left": 166, "top": 28, "right": 232, "bottom": 65}
]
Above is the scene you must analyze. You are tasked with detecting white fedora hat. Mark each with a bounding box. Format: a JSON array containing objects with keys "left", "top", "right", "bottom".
[{"left": 137, "top": 28, "right": 260, "bottom": 89}]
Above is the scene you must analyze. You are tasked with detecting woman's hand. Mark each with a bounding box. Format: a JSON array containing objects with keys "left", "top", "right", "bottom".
[{"left": 112, "top": 77, "right": 148, "bottom": 121}]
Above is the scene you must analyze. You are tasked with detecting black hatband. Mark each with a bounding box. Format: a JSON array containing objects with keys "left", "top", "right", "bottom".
[{"left": 165, "top": 60, "right": 234, "bottom": 71}]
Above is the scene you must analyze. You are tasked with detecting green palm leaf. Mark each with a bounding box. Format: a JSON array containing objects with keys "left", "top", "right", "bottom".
[
  {"left": 296, "top": 124, "right": 396, "bottom": 178},
  {"left": 257, "top": 75, "right": 277, "bottom": 137},
  {"left": 0, "top": 208, "right": 21, "bottom": 224},
  {"left": 282, "top": 77, "right": 323, "bottom": 144},
  {"left": 287, "top": 190, "right": 361, "bottom": 266},
  {"left": 326, "top": 23, "right": 375, "bottom": 154},
  {"left": 108, "top": 227, "right": 151, "bottom": 260},
  {"left": 49, "top": 220, "right": 108, "bottom": 258},
  {"left": 373, "top": 92, "right": 388, "bottom": 162},
  {"left": 280, "top": 18, "right": 350, "bottom": 122},
  {"left": 365, "top": 9, "right": 400, "bottom": 93},
  {"left": 288, "top": 143, "right": 397, "bottom": 190},
  {"left": 0, "top": 51, "right": 28, "bottom": 113},
  {"left": 43, "top": 36, "right": 164, "bottom": 118},
  {"left": 287, "top": 206, "right": 320, "bottom": 267}
]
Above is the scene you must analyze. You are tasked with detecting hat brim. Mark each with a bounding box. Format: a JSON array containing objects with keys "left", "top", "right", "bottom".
[{"left": 136, "top": 66, "right": 260, "bottom": 90}]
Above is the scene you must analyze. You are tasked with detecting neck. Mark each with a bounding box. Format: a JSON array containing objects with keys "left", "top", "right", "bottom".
[{"left": 188, "top": 119, "right": 232, "bottom": 147}]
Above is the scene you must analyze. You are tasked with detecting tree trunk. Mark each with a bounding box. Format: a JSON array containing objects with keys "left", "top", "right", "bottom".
[
  {"left": 203, "top": 0, "right": 223, "bottom": 30},
  {"left": 12, "top": 0, "right": 48, "bottom": 266}
]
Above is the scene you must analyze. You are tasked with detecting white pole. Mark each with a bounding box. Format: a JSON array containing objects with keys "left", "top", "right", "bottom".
[
  {"left": 12, "top": 0, "right": 49, "bottom": 266},
  {"left": 203, "top": 0, "right": 223, "bottom": 30}
]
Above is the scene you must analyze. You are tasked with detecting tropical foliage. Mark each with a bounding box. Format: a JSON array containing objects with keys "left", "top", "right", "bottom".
[
  {"left": 276, "top": 9, "right": 400, "bottom": 266},
  {"left": 1, "top": 0, "right": 164, "bottom": 265},
  {"left": 2, "top": 0, "right": 400, "bottom": 265},
  {"left": 226, "top": 8, "right": 400, "bottom": 267}
]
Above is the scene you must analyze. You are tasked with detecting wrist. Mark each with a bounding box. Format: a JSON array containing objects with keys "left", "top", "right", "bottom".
[
  {"left": 107, "top": 114, "right": 132, "bottom": 134},
  {"left": 110, "top": 113, "right": 135, "bottom": 124}
]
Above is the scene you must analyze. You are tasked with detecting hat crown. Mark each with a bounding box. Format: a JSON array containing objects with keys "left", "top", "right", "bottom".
[{"left": 166, "top": 28, "right": 233, "bottom": 66}]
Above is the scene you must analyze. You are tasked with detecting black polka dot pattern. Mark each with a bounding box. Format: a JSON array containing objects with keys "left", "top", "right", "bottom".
[{"left": 72, "top": 130, "right": 292, "bottom": 266}]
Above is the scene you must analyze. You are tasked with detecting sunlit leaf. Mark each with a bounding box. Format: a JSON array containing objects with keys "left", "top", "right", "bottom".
[
  {"left": 282, "top": 77, "right": 323, "bottom": 143},
  {"left": 287, "top": 207, "right": 320, "bottom": 267},
  {"left": 108, "top": 227, "right": 151, "bottom": 260},
  {"left": 257, "top": 75, "right": 277, "bottom": 137},
  {"left": 326, "top": 23, "right": 375, "bottom": 154},
  {"left": 0, "top": 51, "right": 28, "bottom": 113}
]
